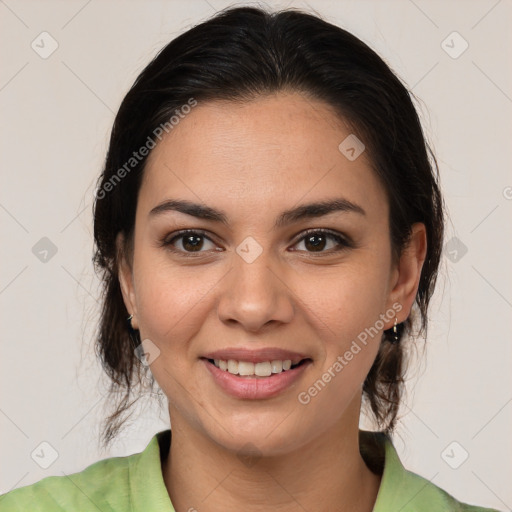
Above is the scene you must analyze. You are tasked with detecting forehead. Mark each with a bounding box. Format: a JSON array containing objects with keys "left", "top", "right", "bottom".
[{"left": 139, "top": 92, "right": 387, "bottom": 222}]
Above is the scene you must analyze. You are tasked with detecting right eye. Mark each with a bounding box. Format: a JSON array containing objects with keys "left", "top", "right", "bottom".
[{"left": 161, "top": 229, "right": 221, "bottom": 255}]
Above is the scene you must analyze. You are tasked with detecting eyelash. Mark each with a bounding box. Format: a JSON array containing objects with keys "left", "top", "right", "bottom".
[{"left": 160, "top": 228, "right": 353, "bottom": 257}]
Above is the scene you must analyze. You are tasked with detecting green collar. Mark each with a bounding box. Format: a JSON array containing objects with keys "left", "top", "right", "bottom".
[{"left": 128, "top": 429, "right": 490, "bottom": 511}]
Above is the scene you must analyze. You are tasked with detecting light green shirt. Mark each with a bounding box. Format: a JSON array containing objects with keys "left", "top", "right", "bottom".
[{"left": 0, "top": 429, "right": 500, "bottom": 511}]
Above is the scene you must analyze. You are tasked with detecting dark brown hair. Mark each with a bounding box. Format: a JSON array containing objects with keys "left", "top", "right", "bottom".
[{"left": 92, "top": 6, "right": 444, "bottom": 447}]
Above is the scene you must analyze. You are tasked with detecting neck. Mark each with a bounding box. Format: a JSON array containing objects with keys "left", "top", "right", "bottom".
[{"left": 162, "top": 398, "right": 381, "bottom": 512}]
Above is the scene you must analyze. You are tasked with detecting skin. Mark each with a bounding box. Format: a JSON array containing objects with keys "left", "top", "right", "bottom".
[{"left": 118, "top": 91, "right": 427, "bottom": 512}]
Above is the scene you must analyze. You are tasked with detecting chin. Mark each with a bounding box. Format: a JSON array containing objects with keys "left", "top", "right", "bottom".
[{"left": 201, "top": 410, "right": 313, "bottom": 458}]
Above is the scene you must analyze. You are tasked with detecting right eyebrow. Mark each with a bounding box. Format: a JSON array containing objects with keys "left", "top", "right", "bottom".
[{"left": 149, "top": 200, "right": 229, "bottom": 224}]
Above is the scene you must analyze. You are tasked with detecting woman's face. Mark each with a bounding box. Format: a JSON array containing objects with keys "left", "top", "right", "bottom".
[{"left": 119, "top": 92, "right": 423, "bottom": 455}]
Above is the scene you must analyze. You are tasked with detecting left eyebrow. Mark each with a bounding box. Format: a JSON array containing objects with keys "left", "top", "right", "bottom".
[
  {"left": 148, "top": 198, "right": 366, "bottom": 227},
  {"left": 275, "top": 198, "right": 366, "bottom": 228}
]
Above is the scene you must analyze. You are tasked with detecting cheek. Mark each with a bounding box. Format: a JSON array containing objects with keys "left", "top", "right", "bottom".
[
  {"left": 132, "top": 244, "right": 227, "bottom": 357},
  {"left": 292, "top": 272, "right": 387, "bottom": 431},
  {"left": 134, "top": 265, "right": 208, "bottom": 340},
  {"left": 131, "top": 256, "right": 221, "bottom": 417},
  {"left": 291, "top": 254, "right": 390, "bottom": 397},
  {"left": 296, "top": 258, "right": 391, "bottom": 344}
]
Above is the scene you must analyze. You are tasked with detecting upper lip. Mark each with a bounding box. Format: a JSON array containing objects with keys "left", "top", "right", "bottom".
[{"left": 202, "top": 348, "right": 310, "bottom": 365}]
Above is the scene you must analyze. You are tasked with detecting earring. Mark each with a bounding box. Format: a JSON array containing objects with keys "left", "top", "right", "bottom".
[
  {"left": 127, "top": 314, "right": 135, "bottom": 330},
  {"left": 392, "top": 317, "right": 399, "bottom": 343}
]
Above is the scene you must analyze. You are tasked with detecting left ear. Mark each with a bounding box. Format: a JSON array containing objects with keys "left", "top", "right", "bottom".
[{"left": 386, "top": 223, "right": 427, "bottom": 327}]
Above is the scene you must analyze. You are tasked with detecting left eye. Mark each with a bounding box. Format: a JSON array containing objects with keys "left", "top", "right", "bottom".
[{"left": 292, "top": 230, "right": 349, "bottom": 253}]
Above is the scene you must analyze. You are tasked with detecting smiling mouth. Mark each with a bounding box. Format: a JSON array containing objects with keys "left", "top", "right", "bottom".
[{"left": 204, "top": 358, "right": 311, "bottom": 378}]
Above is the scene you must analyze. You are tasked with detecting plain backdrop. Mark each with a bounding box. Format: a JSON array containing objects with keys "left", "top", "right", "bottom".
[{"left": 1, "top": 0, "right": 511, "bottom": 510}]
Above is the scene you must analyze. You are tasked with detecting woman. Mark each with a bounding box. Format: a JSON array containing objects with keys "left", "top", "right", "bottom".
[{"left": 0, "top": 6, "right": 500, "bottom": 512}]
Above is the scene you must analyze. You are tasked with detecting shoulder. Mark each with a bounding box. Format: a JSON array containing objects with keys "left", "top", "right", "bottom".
[
  {"left": 360, "top": 430, "right": 501, "bottom": 512},
  {"left": 0, "top": 449, "right": 135, "bottom": 511},
  {"left": 396, "top": 467, "right": 501, "bottom": 512}
]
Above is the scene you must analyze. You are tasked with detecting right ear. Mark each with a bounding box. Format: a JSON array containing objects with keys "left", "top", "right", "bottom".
[{"left": 116, "top": 232, "right": 139, "bottom": 330}]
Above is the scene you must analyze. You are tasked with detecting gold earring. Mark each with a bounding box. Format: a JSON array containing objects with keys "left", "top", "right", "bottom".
[{"left": 392, "top": 317, "right": 399, "bottom": 343}]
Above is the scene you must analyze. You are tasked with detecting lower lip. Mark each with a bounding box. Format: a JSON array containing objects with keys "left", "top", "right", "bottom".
[{"left": 202, "top": 359, "right": 312, "bottom": 400}]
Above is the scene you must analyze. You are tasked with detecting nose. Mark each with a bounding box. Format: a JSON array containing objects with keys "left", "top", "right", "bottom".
[{"left": 216, "top": 247, "right": 295, "bottom": 333}]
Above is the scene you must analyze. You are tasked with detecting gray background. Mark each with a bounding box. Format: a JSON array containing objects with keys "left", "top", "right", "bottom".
[{"left": 1, "top": 0, "right": 511, "bottom": 510}]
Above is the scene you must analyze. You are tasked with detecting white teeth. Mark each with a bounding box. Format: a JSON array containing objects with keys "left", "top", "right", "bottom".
[
  {"left": 212, "top": 358, "right": 296, "bottom": 376},
  {"left": 270, "top": 360, "right": 283, "bottom": 373},
  {"left": 255, "top": 362, "right": 272, "bottom": 377},
  {"left": 227, "top": 359, "right": 238, "bottom": 374},
  {"left": 238, "top": 361, "right": 254, "bottom": 376}
]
